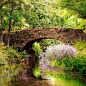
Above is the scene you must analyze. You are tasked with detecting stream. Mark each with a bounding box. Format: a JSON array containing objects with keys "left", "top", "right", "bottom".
[{"left": 0, "top": 63, "right": 86, "bottom": 86}]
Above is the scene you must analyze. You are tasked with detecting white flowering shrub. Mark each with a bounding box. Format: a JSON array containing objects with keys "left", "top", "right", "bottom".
[
  {"left": 45, "top": 44, "right": 77, "bottom": 59},
  {"left": 39, "top": 44, "right": 77, "bottom": 70}
]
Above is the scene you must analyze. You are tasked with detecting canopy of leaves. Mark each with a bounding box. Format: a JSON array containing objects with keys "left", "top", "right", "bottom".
[
  {"left": 58, "top": 0, "right": 86, "bottom": 19},
  {"left": 0, "top": 0, "right": 86, "bottom": 31}
]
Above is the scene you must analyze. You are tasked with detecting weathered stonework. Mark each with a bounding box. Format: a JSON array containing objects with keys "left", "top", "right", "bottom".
[{"left": 3, "top": 27, "right": 86, "bottom": 51}]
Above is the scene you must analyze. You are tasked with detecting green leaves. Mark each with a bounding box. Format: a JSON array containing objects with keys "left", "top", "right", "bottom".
[
  {"left": 59, "top": 0, "right": 86, "bottom": 19},
  {"left": 1, "top": 0, "right": 86, "bottom": 31},
  {"left": 32, "top": 42, "right": 42, "bottom": 57}
]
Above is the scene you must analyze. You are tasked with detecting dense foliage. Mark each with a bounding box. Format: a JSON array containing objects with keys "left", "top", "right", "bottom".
[
  {"left": 39, "top": 44, "right": 77, "bottom": 70},
  {"left": 58, "top": 0, "right": 86, "bottom": 19},
  {"left": 0, "top": 0, "right": 86, "bottom": 31},
  {"left": 0, "top": 43, "right": 29, "bottom": 64}
]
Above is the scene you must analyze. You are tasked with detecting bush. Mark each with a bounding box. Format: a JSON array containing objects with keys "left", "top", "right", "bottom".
[
  {"left": 32, "top": 42, "right": 42, "bottom": 57},
  {"left": 39, "top": 41, "right": 86, "bottom": 74},
  {"left": 33, "top": 66, "right": 41, "bottom": 79},
  {"left": 0, "top": 43, "right": 30, "bottom": 64},
  {"left": 72, "top": 39, "right": 86, "bottom": 74},
  {"left": 8, "top": 48, "right": 21, "bottom": 62},
  {"left": 8, "top": 47, "right": 29, "bottom": 62},
  {"left": 72, "top": 55, "right": 86, "bottom": 74},
  {"left": 39, "top": 44, "right": 77, "bottom": 70},
  {"left": 45, "top": 44, "right": 77, "bottom": 59}
]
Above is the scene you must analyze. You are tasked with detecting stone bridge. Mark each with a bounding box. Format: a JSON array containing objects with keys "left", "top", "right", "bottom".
[{"left": 3, "top": 27, "right": 86, "bottom": 51}]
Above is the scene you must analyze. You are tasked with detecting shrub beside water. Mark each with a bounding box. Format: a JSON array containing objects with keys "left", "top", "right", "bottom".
[
  {"left": 32, "top": 42, "right": 42, "bottom": 57},
  {"left": 8, "top": 47, "right": 29, "bottom": 63},
  {"left": 8, "top": 48, "right": 21, "bottom": 62},
  {"left": 45, "top": 44, "right": 77, "bottom": 59},
  {"left": 39, "top": 44, "right": 86, "bottom": 74},
  {"left": 73, "top": 40, "right": 86, "bottom": 74},
  {"left": 0, "top": 43, "right": 29, "bottom": 63},
  {"left": 39, "top": 44, "right": 77, "bottom": 69}
]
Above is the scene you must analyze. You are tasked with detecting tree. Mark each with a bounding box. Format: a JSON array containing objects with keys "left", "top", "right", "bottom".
[
  {"left": 0, "top": 0, "right": 6, "bottom": 43},
  {"left": 0, "top": 15, "right": 3, "bottom": 43},
  {"left": 1, "top": 0, "right": 32, "bottom": 48},
  {"left": 7, "top": 0, "right": 14, "bottom": 49},
  {"left": 23, "top": 0, "right": 64, "bottom": 28}
]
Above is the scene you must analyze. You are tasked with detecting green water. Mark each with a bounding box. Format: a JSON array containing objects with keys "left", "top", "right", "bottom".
[{"left": 0, "top": 63, "right": 86, "bottom": 86}]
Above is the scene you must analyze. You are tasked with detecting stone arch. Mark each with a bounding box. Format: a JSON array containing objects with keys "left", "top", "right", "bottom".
[
  {"left": 22, "top": 36, "right": 66, "bottom": 68},
  {"left": 22, "top": 35, "right": 67, "bottom": 51}
]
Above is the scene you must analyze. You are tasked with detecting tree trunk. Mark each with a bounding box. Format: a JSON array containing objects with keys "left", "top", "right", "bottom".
[
  {"left": 7, "top": 1, "right": 13, "bottom": 49},
  {"left": 0, "top": 16, "right": 3, "bottom": 43},
  {"left": 7, "top": 11, "right": 12, "bottom": 49}
]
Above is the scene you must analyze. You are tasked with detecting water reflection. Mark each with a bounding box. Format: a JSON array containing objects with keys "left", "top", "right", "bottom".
[
  {"left": 0, "top": 64, "right": 86, "bottom": 86},
  {"left": 48, "top": 76, "right": 86, "bottom": 86}
]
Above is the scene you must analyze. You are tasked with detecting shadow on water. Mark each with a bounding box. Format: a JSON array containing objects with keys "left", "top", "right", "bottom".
[{"left": 0, "top": 63, "right": 86, "bottom": 86}]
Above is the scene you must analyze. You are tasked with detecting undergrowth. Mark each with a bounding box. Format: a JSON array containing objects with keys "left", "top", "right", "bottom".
[{"left": 0, "top": 43, "right": 29, "bottom": 64}]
